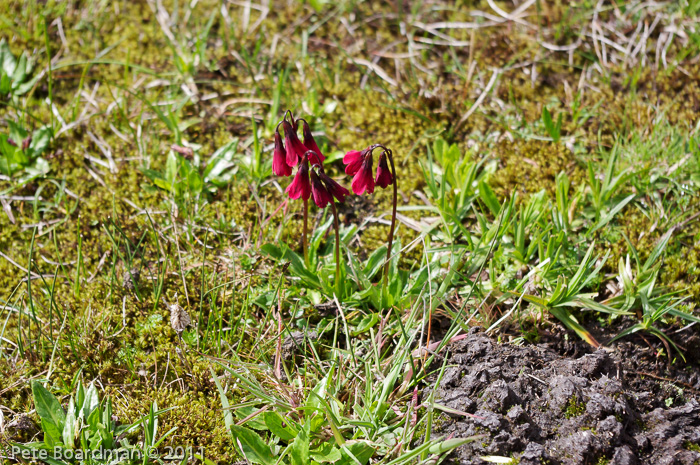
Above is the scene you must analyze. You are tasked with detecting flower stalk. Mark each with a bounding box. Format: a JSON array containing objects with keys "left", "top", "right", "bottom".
[
  {"left": 329, "top": 200, "right": 342, "bottom": 298},
  {"left": 343, "top": 144, "right": 398, "bottom": 299},
  {"left": 302, "top": 198, "right": 309, "bottom": 264},
  {"left": 383, "top": 149, "right": 398, "bottom": 290}
]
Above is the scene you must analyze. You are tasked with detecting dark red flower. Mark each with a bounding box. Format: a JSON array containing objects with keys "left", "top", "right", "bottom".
[
  {"left": 351, "top": 153, "right": 375, "bottom": 195},
  {"left": 343, "top": 150, "right": 363, "bottom": 176},
  {"left": 302, "top": 121, "right": 325, "bottom": 163},
  {"left": 310, "top": 170, "right": 333, "bottom": 208},
  {"left": 272, "top": 131, "right": 292, "bottom": 176},
  {"left": 375, "top": 151, "right": 393, "bottom": 189},
  {"left": 285, "top": 155, "right": 311, "bottom": 200},
  {"left": 318, "top": 170, "right": 350, "bottom": 203},
  {"left": 282, "top": 120, "right": 309, "bottom": 167}
]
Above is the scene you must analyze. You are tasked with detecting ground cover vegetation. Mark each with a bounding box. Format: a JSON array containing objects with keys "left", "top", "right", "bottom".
[{"left": 1, "top": 0, "right": 700, "bottom": 463}]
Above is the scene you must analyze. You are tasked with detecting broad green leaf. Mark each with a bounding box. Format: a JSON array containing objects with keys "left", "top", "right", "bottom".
[
  {"left": 81, "top": 383, "right": 99, "bottom": 420},
  {"left": 428, "top": 436, "right": 482, "bottom": 454},
  {"left": 188, "top": 169, "right": 203, "bottom": 194},
  {"left": 542, "top": 106, "right": 554, "bottom": 137},
  {"left": 41, "top": 418, "right": 62, "bottom": 448},
  {"left": 165, "top": 151, "right": 178, "bottom": 186},
  {"left": 0, "top": 74, "right": 10, "bottom": 94},
  {"left": 311, "top": 443, "right": 343, "bottom": 463},
  {"left": 290, "top": 422, "right": 310, "bottom": 465},
  {"left": 230, "top": 425, "right": 275, "bottom": 465},
  {"left": 477, "top": 180, "right": 501, "bottom": 216},
  {"left": 363, "top": 245, "right": 387, "bottom": 280},
  {"left": 203, "top": 139, "right": 238, "bottom": 184},
  {"left": 11, "top": 53, "right": 27, "bottom": 85},
  {"left": 307, "top": 371, "right": 330, "bottom": 415},
  {"left": 234, "top": 406, "right": 268, "bottom": 431},
  {"left": 338, "top": 440, "right": 375, "bottom": 465},
  {"left": 350, "top": 313, "right": 379, "bottom": 336},
  {"left": 29, "top": 126, "right": 52, "bottom": 158},
  {"left": 62, "top": 398, "right": 76, "bottom": 449},
  {"left": 32, "top": 381, "right": 66, "bottom": 429},
  {"left": 263, "top": 412, "right": 297, "bottom": 441},
  {"left": 0, "top": 39, "right": 17, "bottom": 76},
  {"left": 153, "top": 177, "right": 173, "bottom": 191},
  {"left": 261, "top": 243, "right": 320, "bottom": 288}
]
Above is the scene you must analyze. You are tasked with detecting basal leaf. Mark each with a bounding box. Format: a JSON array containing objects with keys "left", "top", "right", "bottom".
[
  {"left": 263, "top": 411, "right": 297, "bottom": 441},
  {"left": 229, "top": 425, "right": 275, "bottom": 465},
  {"left": 31, "top": 381, "right": 66, "bottom": 430}
]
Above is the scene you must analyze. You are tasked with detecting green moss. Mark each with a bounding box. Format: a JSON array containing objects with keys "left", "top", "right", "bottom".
[
  {"left": 685, "top": 441, "right": 700, "bottom": 452},
  {"left": 564, "top": 397, "right": 586, "bottom": 419},
  {"left": 490, "top": 139, "right": 583, "bottom": 200}
]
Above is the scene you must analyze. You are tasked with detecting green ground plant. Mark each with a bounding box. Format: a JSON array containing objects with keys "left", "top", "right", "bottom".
[
  {"left": 11, "top": 380, "right": 174, "bottom": 464},
  {"left": 0, "top": 0, "right": 699, "bottom": 463}
]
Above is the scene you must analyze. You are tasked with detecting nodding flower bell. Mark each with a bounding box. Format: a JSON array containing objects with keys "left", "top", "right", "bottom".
[
  {"left": 285, "top": 155, "right": 311, "bottom": 201},
  {"left": 318, "top": 169, "right": 350, "bottom": 204},
  {"left": 272, "top": 130, "right": 292, "bottom": 177},
  {"left": 282, "top": 120, "right": 313, "bottom": 167},
  {"left": 343, "top": 149, "right": 365, "bottom": 176},
  {"left": 350, "top": 151, "right": 375, "bottom": 196},
  {"left": 302, "top": 120, "right": 325, "bottom": 163},
  {"left": 310, "top": 170, "right": 333, "bottom": 208},
  {"left": 343, "top": 145, "right": 396, "bottom": 196},
  {"left": 375, "top": 151, "right": 393, "bottom": 189}
]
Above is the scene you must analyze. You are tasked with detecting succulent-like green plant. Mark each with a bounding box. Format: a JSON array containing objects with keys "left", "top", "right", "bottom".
[
  {"left": 0, "top": 121, "right": 52, "bottom": 182},
  {"left": 0, "top": 39, "right": 41, "bottom": 99},
  {"left": 12, "top": 380, "right": 175, "bottom": 464}
]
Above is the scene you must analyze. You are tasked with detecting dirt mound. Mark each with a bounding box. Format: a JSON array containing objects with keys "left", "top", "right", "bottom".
[{"left": 430, "top": 328, "right": 700, "bottom": 464}]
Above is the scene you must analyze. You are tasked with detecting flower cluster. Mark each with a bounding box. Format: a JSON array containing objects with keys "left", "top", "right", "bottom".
[
  {"left": 271, "top": 111, "right": 398, "bottom": 296},
  {"left": 342, "top": 145, "right": 394, "bottom": 195},
  {"left": 273, "top": 112, "right": 348, "bottom": 208}
]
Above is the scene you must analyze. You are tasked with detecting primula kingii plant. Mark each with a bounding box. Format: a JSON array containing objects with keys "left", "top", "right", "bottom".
[
  {"left": 273, "top": 110, "right": 349, "bottom": 296},
  {"left": 271, "top": 111, "right": 399, "bottom": 303},
  {"left": 343, "top": 144, "right": 398, "bottom": 290}
]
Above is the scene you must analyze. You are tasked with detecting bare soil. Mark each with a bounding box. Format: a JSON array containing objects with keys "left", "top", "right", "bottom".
[{"left": 429, "top": 327, "right": 700, "bottom": 465}]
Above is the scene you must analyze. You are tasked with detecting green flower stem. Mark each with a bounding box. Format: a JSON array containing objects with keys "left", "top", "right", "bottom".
[
  {"left": 383, "top": 151, "right": 398, "bottom": 292},
  {"left": 303, "top": 198, "right": 309, "bottom": 265},
  {"left": 330, "top": 200, "right": 342, "bottom": 298}
]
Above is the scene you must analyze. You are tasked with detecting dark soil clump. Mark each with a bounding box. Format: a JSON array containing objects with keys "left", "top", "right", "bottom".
[{"left": 430, "top": 328, "right": 700, "bottom": 464}]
